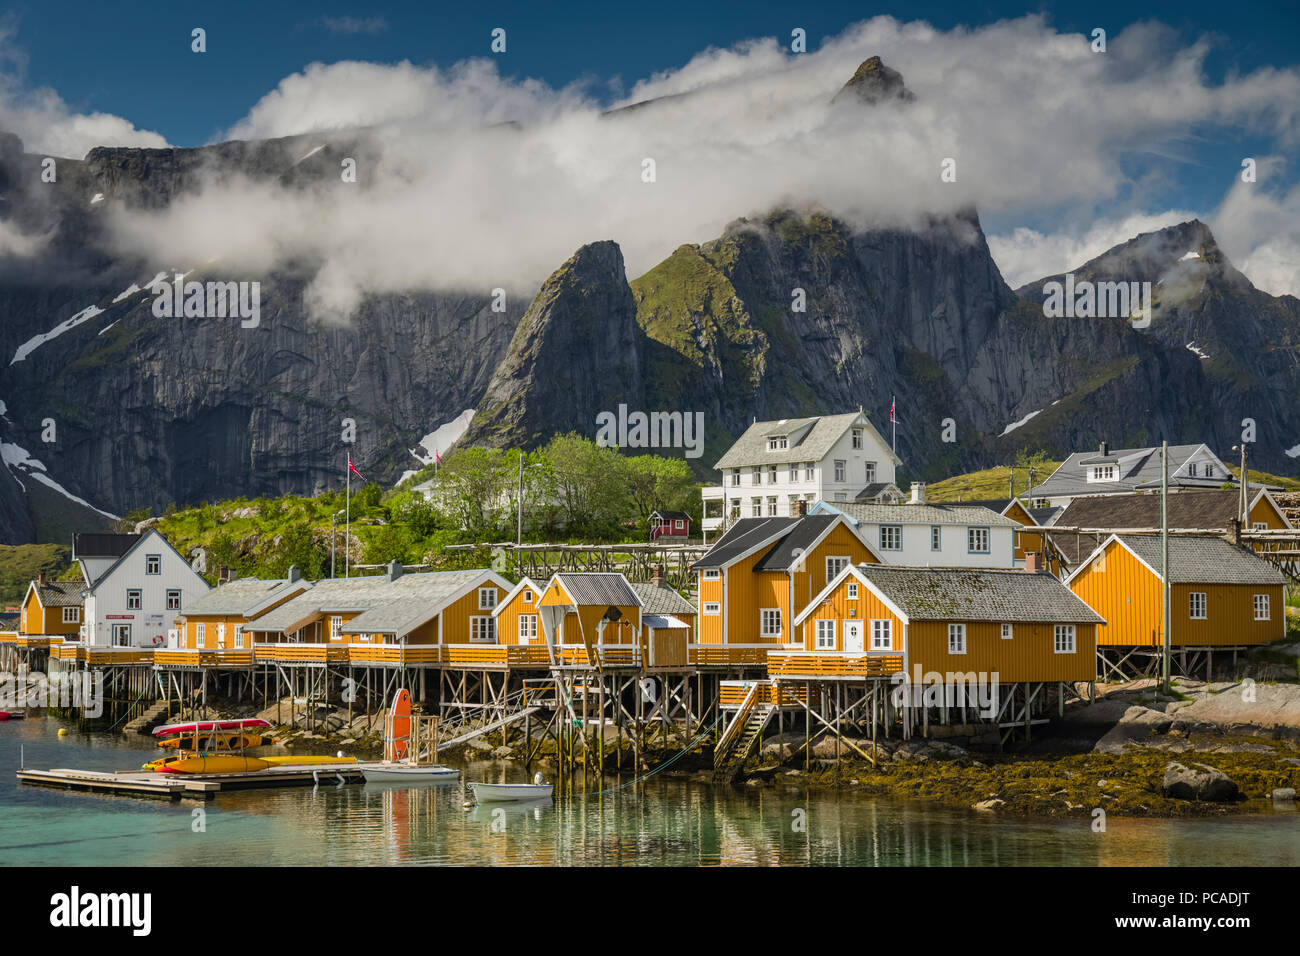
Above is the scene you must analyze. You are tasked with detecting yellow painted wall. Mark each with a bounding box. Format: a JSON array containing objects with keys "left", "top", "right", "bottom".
[
  {"left": 1249, "top": 496, "right": 1287, "bottom": 530},
  {"left": 907, "top": 621, "right": 1097, "bottom": 682},
  {"left": 538, "top": 580, "right": 640, "bottom": 648},
  {"left": 496, "top": 584, "right": 542, "bottom": 647},
  {"left": 21, "top": 589, "right": 82, "bottom": 636},
  {"left": 798, "top": 581, "right": 902, "bottom": 652},
  {"left": 697, "top": 571, "right": 723, "bottom": 644},
  {"left": 440, "top": 582, "right": 507, "bottom": 644}
]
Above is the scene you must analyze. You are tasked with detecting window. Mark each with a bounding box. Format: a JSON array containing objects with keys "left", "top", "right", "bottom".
[
  {"left": 1252, "top": 522, "right": 1267, "bottom": 531},
  {"left": 852, "top": 429, "right": 863, "bottom": 450},
  {"left": 967, "top": 527, "right": 990, "bottom": 554},
  {"left": 751, "top": 498, "right": 762, "bottom": 517},
  {"left": 471, "top": 616, "right": 497, "bottom": 643},
  {"left": 948, "top": 623, "right": 966, "bottom": 654},
  {"left": 805, "top": 462, "right": 814, "bottom": 481},
  {"left": 126, "top": 589, "right": 142, "bottom": 610},
  {"left": 825, "top": 556, "right": 850, "bottom": 583},
  {"left": 880, "top": 525, "right": 902, "bottom": 550},
  {"left": 766, "top": 496, "right": 777, "bottom": 516},
  {"left": 1187, "top": 462, "right": 1198, "bottom": 478},
  {"left": 703, "top": 602, "right": 720, "bottom": 616},
  {"left": 195, "top": 622, "right": 205, "bottom": 644},
  {"left": 768, "top": 465, "right": 778, "bottom": 484},
  {"left": 523, "top": 589, "right": 534, "bottom": 603},
  {"left": 760, "top": 608, "right": 782, "bottom": 638},
  {"left": 864, "top": 461, "right": 876, "bottom": 483},
  {"left": 233, "top": 625, "right": 243, "bottom": 647},
  {"left": 834, "top": 460, "right": 846, "bottom": 482},
  {"left": 330, "top": 616, "right": 342, "bottom": 640},
  {"left": 752, "top": 467, "right": 762, "bottom": 485},
  {"left": 217, "top": 623, "right": 227, "bottom": 647},
  {"left": 1189, "top": 592, "right": 1207, "bottom": 620},
  {"left": 62, "top": 606, "right": 79, "bottom": 624},
  {"left": 478, "top": 587, "right": 498, "bottom": 610},
  {"left": 1088, "top": 465, "right": 1117, "bottom": 482},
  {"left": 847, "top": 582, "right": 859, "bottom": 600},
  {"left": 518, "top": 614, "right": 538, "bottom": 644},
  {"left": 730, "top": 471, "right": 740, "bottom": 486},
  {"left": 1254, "top": 594, "right": 1271, "bottom": 621},
  {"left": 871, "top": 619, "right": 892, "bottom": 650},
  {"left": 815, "top": 619, "right": 836, "bottom": 649},
  {"left": 1001, "top": 623, "right": 1013, "bottom": 639},
  {"left": 1054, "top": 624, "right": 1076, "bottom": 653},
  {"left": 166, "top": 589, "right": 181, "bottom": 611},
  {"left": 703, "top": 569, "right": 720, "bottom": 581},
  {"left": 767, "top": 437, "right": 787, "bottom": 451},
  {"left": 930, "top": 526, "right": 942, "bottom": 551},
  {"left": 834, "top": 492, "right": 847, "bottom": 502},
  {"left": 145, "top": 554, "right": 161, "bottom": 575}
]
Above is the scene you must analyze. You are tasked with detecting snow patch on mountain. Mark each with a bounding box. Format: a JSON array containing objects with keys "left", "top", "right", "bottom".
[
  {"left": 0, "top": 440, "right": 118, "bottom": 517},
  {"left": 10, "top": 305, "right": 105, "bottom": 364},
  {"left": 399, "top": 409, "right": 477, "bottom": 483},
  {"left": 1000, "top": 409, "right": 1041, "bottom": 436}
]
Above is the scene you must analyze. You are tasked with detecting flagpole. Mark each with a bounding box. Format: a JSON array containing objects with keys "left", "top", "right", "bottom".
[
  {"left": 345, "top": 455, "right": 351, "bottom": 579},
  {"left": 891, "top": 395, "right": 896, "bottom": 455}
]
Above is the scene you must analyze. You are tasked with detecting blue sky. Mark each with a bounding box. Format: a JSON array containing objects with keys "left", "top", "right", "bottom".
[{"left": 2, "top": 1, "right": 1298, "bottom": 297}]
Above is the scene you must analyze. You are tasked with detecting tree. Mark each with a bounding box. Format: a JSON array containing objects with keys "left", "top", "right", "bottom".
[
  {"left": 427, "top": 447, "right": 513, "bottom": 539},
  {"left": 624, "top": 454, "right": 699, "bottom": 521},
  {"left": 542, "top": 434, "right": 630, "bottom": 537}
]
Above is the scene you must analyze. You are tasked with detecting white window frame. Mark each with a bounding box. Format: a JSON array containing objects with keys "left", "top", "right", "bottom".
[
  {"left": 871, "top": 619, "right": 892, "bottom": 650},
  {"left": 470, "top": 616, "right": 497, "bottom": 643},
  {"left": 703, "top": 602, "right": 720, "bottom": 616},
  {"left": 768, "top": 465, "right": 778, "bottom": 484},
  {"left": 825, "top": 555, "right": 850, "bottom": 584},
  {"left": 814, "top": 619, "right": 836, "bottom": 650},
  {"left": 518, "top": 614, "right": 538, "bottom": 644},
  {"left": 766, "top": 496, "right": 777, "bottom": 516},
  {"left": 967, "top": 527, "right": 990, "bottom": 554},
  {"left": 805, "top": 463, "right": 814, "bottom": 481},
  {"left": 751, "top": 498, "right": 762, "bottom": 517},
  {"left": 233, "top": 624, "right": 244, "bottom": 648},
  {"left": 834, "top": 460, "right": 846, "bottom": 483},
  {"left": 62, "top": 606, "right": 80, "bottom": 624},
  {"left": 930, "top": 525, "right": 942, "bottom": 551},
  {"left": 523, "top": 589, "right": 534, "bottom": 603},
  {"left": 126, "top": 589, "right": 142, "bottom": 610},
  {"left": 1001, "top": 623, "right": 1013, "bottom": 639},
  {"left": 1054, "top": 624, "right": 1076, "bottom": 653},
  {"left": 864, "top": 461, "right": 876, "bottom": 483},
  {"left": 1253, "top": 594, "right": 1270, "bottom": 621},
  {"left": 880, "top": 525, "right": 902, "bottom": 551},
  {"left": 145, "top": 554, "right": 161, "bottom": 575},
  {"left": 852, "top": 429, "right": 863, "bottom": 449},
  {"left": 478, "top": 587, "right": 498, "bottom": 610},
  {"left": 330, "top": 615, "right": 343, "bottom": 640},
  {"left": 760, "top": 608, "right": 782, "bottom": 638},
  {"left": 195, "top": 622, "right": 205, "bottom": 645},
  {"left": 702, "top": 569, "right": 720, "bottom": 581},
  {"left": 166, "top": 589, "right": 181, "bottom": 611},
  {"left": 1252, "top": 522, "right": 1267, "bottom": 531},
  {"left": 947, "top": 623, "right": 966, "bottom": 654},
  {"left": 1188, "top": 592, "right": 1207, "bottom": 620},
  {"left": 847, "top": 582, "right": 859, "bottom": 600}
]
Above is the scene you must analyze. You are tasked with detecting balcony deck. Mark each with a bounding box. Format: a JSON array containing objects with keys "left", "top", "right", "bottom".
[{"left": 766, "top": 651, "right": 905, "bottom": 680}]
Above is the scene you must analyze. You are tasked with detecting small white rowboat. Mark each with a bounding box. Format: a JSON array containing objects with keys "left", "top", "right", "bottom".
[
  {"left": 362, "top": 763, "right": 460, "bottom": 783},
  {"left": 470, "top": 773, "right": 554, "bottom": 802}
]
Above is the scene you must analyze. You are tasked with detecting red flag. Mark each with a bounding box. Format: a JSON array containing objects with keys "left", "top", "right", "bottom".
[
  {"left": 435, "top": 449, "right": 442, "bottom": 465},
  {"left": 348, "top": 453, "right": 365, "bottom": 481},
  {"left": 890, "top": 398, "right": 897, "bottom": 424}
]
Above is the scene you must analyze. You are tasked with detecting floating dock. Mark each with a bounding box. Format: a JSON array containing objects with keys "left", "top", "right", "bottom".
[{"left": 16, "top": 762, "right": 376, "bottom": 801}]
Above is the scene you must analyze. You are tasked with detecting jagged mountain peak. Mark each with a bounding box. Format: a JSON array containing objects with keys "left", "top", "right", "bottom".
[{"left": 832, "top": 56, "right": 916, "bottom": 106}]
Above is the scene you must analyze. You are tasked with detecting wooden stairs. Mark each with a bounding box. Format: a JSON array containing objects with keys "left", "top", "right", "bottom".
[{"left": 713, "top": 682, "right": 776, "bottom": 783}]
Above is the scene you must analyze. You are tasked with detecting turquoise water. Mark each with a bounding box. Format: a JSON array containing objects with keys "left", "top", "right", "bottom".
[{"left": 2, "top": 716, "right": 1297, "bottom": 866}]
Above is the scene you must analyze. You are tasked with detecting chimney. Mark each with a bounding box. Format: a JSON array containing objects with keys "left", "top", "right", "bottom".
[
  {"left": 1025, "top": 552, "right": 1043, "bottom": 573},
  {"left": 387, "top": 559, "right": 404, "bottom": 582},
  {"left": 1099, "top": 441, "right": 1109, "bottom": 457},
  {"left": 910, "top": 481, "right": 926, "bottom": 504},
  {"left": 651, "top": 564, "right": 665, "bottom": 588},
  {"left": 287, "top": 565, "right": 301, "bottom": 583},
  {"left": 37, "top": 570, "right": 46, "bottom": 587},
  {"left": 792, "top": 499, "right": 808, "bottom": 518}
]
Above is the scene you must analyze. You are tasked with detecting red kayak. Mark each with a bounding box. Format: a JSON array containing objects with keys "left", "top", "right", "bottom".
[
  {"left": 0, "top": 711, "right": 10, "bottom": 721},
  {"left": 153, "top": 718, "right": 272, "bottom": 738}
]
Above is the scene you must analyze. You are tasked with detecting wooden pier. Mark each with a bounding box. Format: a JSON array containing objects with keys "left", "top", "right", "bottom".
[{"left": 16, "top": 761, "right": 376, "bottom": 801}]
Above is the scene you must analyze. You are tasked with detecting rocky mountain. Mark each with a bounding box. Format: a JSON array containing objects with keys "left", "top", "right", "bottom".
[{"left": 1, "top": 58, "right": 1297, "bottom": 544}]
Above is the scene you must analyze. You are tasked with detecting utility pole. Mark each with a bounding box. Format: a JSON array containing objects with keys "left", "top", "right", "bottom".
[
  {"left": 1233, "top": 442, "right": 1248, "bottom": 532},
  {"left": 1160, "top": 440, "right": 1171, "bottom": 695}
]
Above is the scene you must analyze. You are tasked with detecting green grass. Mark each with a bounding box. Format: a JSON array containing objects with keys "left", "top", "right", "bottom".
[
  {"left": 928, "top": 462, "right": 1062, "bottom": 502},
  {"left": 0, "top": 543, "right": 70, "bottom": 606}
]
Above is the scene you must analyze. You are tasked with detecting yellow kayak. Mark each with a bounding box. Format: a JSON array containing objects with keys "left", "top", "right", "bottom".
[
  {"left": 155, "top": 755, "right": 271, "bottom": 775},
  {"left": 158, "top": 732, "right": 273, "bottom": 751},
  {"left": 258, "top": 755, "right": 357, "bottom": 767}
]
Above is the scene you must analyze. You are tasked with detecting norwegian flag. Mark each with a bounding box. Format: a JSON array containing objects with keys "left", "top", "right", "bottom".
[
  {"left": 889, "top": 397, "right": 898, "bottom": 424},
  {"left": 435, "top": 449, "right": 442, "bottom": 465},
  {"left": 347, "top": 453, "right": 365, "bottom": 481}
]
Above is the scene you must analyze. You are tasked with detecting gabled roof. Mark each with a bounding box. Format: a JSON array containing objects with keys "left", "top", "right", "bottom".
[
  {"left": 492, "top": 577, "right": 545, "bottom": 618},
  {"left": 1053, "top": 488, "right": 1290, "bottom": 531},
  {"left": 551, "top": 573, "right": 640, "bottom": 607},
  {"left": 1066, "top": 534, "right": 1288, "bottom": 587},
  {"left": 649, "top": 510, "right": 690, "bottom": 522},
  {"left": 179, "top": 576, "right": 309, "bottom": 618},
  {"left": 854, "top": 482, "right": 903, "bottom": 502},
  {"left": 1026, "top": 444, "right": 1235, "bottom": 499},
  {"left": 72, "top": 533, "right": 140, "bottom": 559},
  {"left": 691, "top": 517, "right": 796, "bottom": 570},
  {"left": 693, "top": 514, "right": 881, "bottom": 571},
  {"left": 854, "top": 565, "right": 1104, "bottom": 624},
  {"left": 84, "top": 528, "right": 206, "bottom": 596},
  {"left": 815, "top": 500, "right": 1018, "bottom": 528},
  {"left": 30, "top": 580, "right": 86, "bottom": 607},
  {"left": 713, "top": 412, "right": 901, "bottom": 470},
  {"left": 628, "top": 581, "right": 696, "bottom": 617}
]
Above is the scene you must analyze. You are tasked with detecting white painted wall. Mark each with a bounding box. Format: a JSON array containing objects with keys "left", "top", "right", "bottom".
[
  {"left": 83, "top": 531, "right": 210, "bottom": 647},
  {"left": 856, "top": 522, "right": 1015, "bottom": 568}
]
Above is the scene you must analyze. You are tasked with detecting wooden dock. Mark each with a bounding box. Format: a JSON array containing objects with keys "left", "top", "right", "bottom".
[{"left": 16, "top": 762, "right": 373, "bottom": 801}]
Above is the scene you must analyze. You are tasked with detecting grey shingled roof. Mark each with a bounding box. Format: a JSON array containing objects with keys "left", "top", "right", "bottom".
[
  {"left": 37, "top": 581, "right": 86, "bottom": 607},
  {"left": 713, "top": 412, "right": 897, "bottom": 470},
  {"left": 628, "top": 581, "right": 696, "bottom": 617},
  {"left": 854, "top": 482, "right": 902, "bottom": 501},
  {"left": 1108, "top": 535, "right": 1287, "bottom": 586},
  {"left": 827, "top": 501, "right": 1018, "bottom": 528},
  {"left": 553, "top": 573, "right": 641, "bottom": 607},
  {"left": 245, "top": 576, "right": 401, "bottom": 633},
  {"left": 754, "top": 515, "right": 843, "bottom": 571},
  {"left": 339, "top": 571, "right": 496, "bottom": 635},
  {"left": 1054, "top": 490, "right": 1266, "bottom": 531},
  {"left": 180, "top": 577, "right": 301, "bottom": 617},
  {"left": 857, "top": 566, "right": 1104, "bottom": 624},
  {"left": 1026, "top": 444, "right": 1227, "bottom": 499}
]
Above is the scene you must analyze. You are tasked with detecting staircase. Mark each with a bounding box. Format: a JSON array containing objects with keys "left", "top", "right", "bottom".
[
  {"left": 713, "top": 682, "right": 776, "bottom": 782},
  {"left": 123, "top": 699, "right": 173, "bottom": 735}
]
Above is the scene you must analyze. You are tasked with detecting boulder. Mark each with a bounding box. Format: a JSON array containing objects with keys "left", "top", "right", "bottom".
[
  {"left": 1271, "top": 788, "right": 1296, "bottom": 805},
  {"left": 1161, "top": 762, "right": 1239, "bottom": 802},
  {"left": 972, "top": 798, "right": 1005, "bottom": 812}
]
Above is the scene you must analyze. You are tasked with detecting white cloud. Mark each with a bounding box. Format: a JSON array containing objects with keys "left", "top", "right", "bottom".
[
  {"left": 1207, "top": 158, "right": 1300, "bottom": 298},
  {"left": 88, "top": 14, "right": 1300, "bottom": 319}
]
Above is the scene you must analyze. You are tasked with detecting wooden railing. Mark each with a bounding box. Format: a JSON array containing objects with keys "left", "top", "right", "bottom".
[
  {"left": 3, "top": 634, "right": 66, "bottom": 648},
  {"left": 254, "top": 643, "right": 348, "bottom": 663},
  {"left": 154, "top": 649, "right": 254, "bottom": 667},
  {"left": 348, "top": 644, "right": 442, "bottom": 665},
  {"left": 766, "top": 652, "right": 904, "bottom": 678},
  {"left": 715, "top": 682, "right": 760, "bottom": 756},
  {"left": 689, "top": 645, "right": 772, "bottom": 667},
  {"left": 49, "top": 644, "right": 155, "bottom": 665}
]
